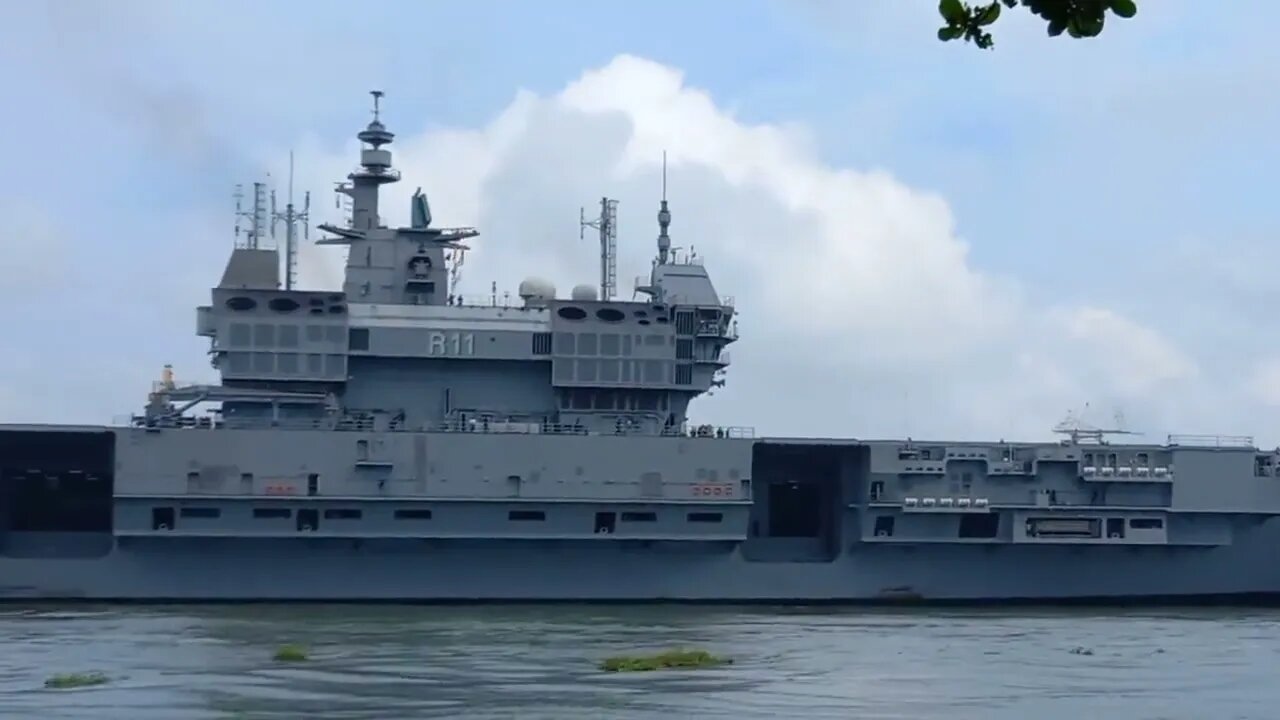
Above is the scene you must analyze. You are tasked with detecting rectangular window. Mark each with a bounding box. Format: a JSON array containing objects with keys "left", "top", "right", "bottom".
[
  {"left": 253, "top": 508, "right": 291, "bottom": 519},
  {"left": 395, "top": 509, "right": 433, "bottom": 520},
  {"left": 252, "top": 352, "right": 274, "bottom": 373},
  {"left": 1129, "top": 518, "right": 1164, "bottom": 529},
  {"left": 600, "top": 333, "right": 620, "bottom": 356},
  {"left": 687, "top": 512, "right": 723, "bottom": 523},
  {"left": 229, "top": 322, "right": 252, "bottom": 346},
  {"left": 577, "top": 333, "right": 598, "bottom": 356},
  {"left": 509, "top": 510, "right": 546, "bottom": 521},
  {"left": 253, "top": 323, "right": 276, "bottom": 347},
  {"left": 180, "top": 507, "right": 221, "bottom": 519},
  {"left": 675, "top": 365, "right": 693, "bottom": 385},
  {"left": 554, "top": 332, "right": 575, "bottom": 355},
  {"left": 621, "top": 511, "right": 657, "bottom": 522},
  {"left": 349, "top": 328, "right": 370, "bottom": 351},
  {"left": 278, "top": 325, "right": 300, "bottom": 348},
  {"left": 600, "top": 360, "right": 620, "bottom": 382},
  {"left": 323, "top": 508, "right": 362, "bottom": 520}
]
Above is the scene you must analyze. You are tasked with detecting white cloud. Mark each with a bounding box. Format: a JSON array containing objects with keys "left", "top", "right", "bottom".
[
  {"left": 281, "top": 54, "right": 1223, "bottom": 442},
  {"left": 1249, "top": 359, "right": 1280, "bottom": 408}
]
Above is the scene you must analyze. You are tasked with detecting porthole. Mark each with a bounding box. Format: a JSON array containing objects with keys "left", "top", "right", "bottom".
[
  {"left": 557, "top": 306, "right": 587, "bottom": 321},
  {"left": 596, "top": 308, "right": 625, "bottom": 323},
  {"left": 268, "top": 297, "right": 301, "bottom": 313},
  {"left": 226, "top": 296, "right": 257, "bottom": 311}
]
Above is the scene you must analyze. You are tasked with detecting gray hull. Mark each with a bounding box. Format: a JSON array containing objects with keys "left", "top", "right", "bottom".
[
  {"left": 6, "top": 424, "right": 1280, "bottom": 604},
  {"left": 4, "top": 527, "right": 1280, "bottom": 603}
]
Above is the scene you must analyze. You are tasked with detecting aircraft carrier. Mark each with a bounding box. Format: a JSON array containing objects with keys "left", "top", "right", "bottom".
[{"left": 3, "top": 91, "right": 1280, "bottom": 603}]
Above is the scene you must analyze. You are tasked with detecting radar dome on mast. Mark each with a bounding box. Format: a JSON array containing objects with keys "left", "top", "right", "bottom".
[
  {"left": 518, "top": 277, "right": 556, "bottom": 307},
  {"left": 570, "top": 284, "right": 598, "bottom": 301}
]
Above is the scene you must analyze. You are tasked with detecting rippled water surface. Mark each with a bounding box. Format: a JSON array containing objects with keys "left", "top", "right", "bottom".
[{"left": 3, "top": 604, "right": 1279, "bottom": 719}]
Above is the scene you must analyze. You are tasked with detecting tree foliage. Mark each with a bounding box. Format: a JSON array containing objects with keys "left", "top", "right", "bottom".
[{"left": 938, "top": 0, "right": 1138, "bottom": 49}]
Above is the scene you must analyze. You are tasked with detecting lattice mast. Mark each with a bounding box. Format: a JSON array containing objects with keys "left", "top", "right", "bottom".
[{"left": 580, "top": 197, "right": 619, "bottom": 300}]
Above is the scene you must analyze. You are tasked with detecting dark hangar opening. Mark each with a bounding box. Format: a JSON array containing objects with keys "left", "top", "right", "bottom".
[
  {"left": 745, "top": 442, "right": 865, "bottom": 562},
  {"left": 0, "top": 430, "right": 115, "bottom": 537}
]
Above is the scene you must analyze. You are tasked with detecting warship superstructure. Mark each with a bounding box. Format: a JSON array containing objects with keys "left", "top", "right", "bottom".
[{"left": 4, "top": 92, "right": 1280, "bottom": 603}]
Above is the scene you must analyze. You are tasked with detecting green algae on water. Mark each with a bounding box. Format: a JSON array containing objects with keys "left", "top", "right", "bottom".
[
  {"left": 273, "top": 644, "right": 309, "bottom": 662},
  {"left": 600, "top": 648, "right": 731, "bottom": 672},
  {"left": 44, "top": 672, "right": 109, "bottom": 689}
]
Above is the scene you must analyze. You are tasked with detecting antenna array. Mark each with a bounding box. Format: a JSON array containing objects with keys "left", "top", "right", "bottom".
[
  {"left": 271, "top": 151, "right": 311, "bottom": 291},
  {"left": 580, "top": 197, "right": 619, "bottom": 301},
  {"left": 234, "top": 182, "right": 270, "bottom": 250}
]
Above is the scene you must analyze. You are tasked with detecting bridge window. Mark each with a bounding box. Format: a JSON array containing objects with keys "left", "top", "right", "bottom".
[
  {"left": 180, "top": 507, "right": 220, "bottom": 519},
  {"left": 554, "top": 332, "right": 575, "bottom": 354},
  {"left": 278, "top": 325, "right": 299, "bottom": 347},
  {"left": 349, "top": 328, "right": 369, "bottom": 351},
  {"left": 687, "top": 512, "right": 722, "bottom": 523},
  {"left": 621, "top": 511, "right": 657, "bottom": 522},
  {"left": 577, "top": 333, "right": 598, "bottom": 355},
  {"left": 254, "top": 323, "right": 275, "bottom": 346},
  {"left": 600, "top": 333, "right": 620, "bottom": 356},
  {"left": 600, "top": 360, "right": 620, "bottom": 382},
  {"left": 323, "top": 509, "right": 362, "bottom": 520},
  {"left": 509, "top": 510, "right": 545, "bottom": 521},
  {"left": 252, "top": 352, "right": 274, "bottom": 373},
  {"left": 230, "top": 323, "right": 252, "bottom": 346},
  {"left": 1129, "top": 518, "right": 1163, "bottom": 530},
  {"left": 395, "top": 509, "right": 433, "bottom": 520},
  {"left": 253, "top": 508, "right": 291, "bottom": 519}
]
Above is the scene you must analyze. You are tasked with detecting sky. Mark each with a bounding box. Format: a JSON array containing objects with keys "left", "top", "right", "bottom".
[{"left": 1, "top": 0, "right": 1278, "bottom": 446}]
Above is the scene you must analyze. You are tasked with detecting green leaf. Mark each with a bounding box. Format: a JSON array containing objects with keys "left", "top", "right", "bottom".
[
  {"left": 1047, "top": 16, "right": 1068, "bottom": 36},
  {"left": 937, "top": 26, "right": 965, "bottom": 41},
  {"left": 977, "top": 2, "right": 1001, "bottom": 25},
  {"left": 1110, "top": 0, "right": 1137, "bottom": 18},
  {"left": 939, "top": 0, "right": 967, "bottom": 24}
]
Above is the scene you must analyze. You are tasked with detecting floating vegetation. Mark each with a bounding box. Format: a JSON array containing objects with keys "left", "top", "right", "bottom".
[
  {"left": 600, "top": 648, "right": 731, "bottom": 673},
  {"left": 273, "top": 644, "right": 309, "bottom": 662},
  {"left": 44, "top": 672, "right": 109, "bottom": 689}
]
